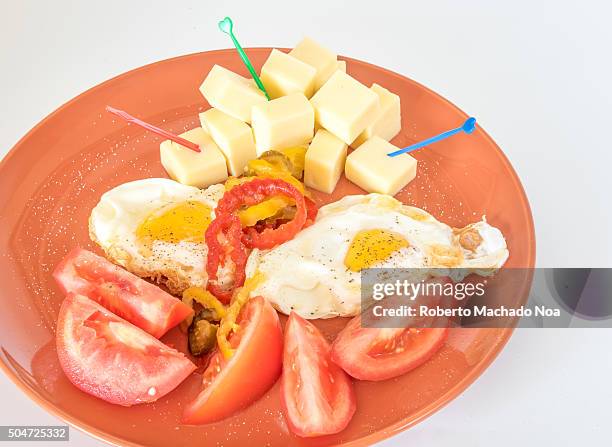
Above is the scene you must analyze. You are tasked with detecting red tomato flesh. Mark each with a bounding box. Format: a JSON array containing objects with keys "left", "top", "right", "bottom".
[
  {"left": 182, "top": 296, "right": 283, "bottom": 424},
  {"left": 281, "top": 312, "right": 356, "bottom": 437},
  {"left": 53, "top": 248, "right": 193, "bottom": 338},
  {"left": 56, "top": 293, "right": 195, "bottom": 406},
  {"left": 331, "top": 314, "right": 448, "bottom": 381}
]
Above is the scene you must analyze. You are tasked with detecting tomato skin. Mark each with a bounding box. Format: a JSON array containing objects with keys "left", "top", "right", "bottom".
[
  {"left": 53, "top": 248, "right": 193, "bottom": 338},
  {"left": 205, "top": 178, "right": 318, "bottom": 300},
  {"left": 56, "top": 293, "right": 195, "bottom": 406},
  {"left": 215, "top": 178, "right": 312, "bottom": 250},
  {"left": 331, "top": 314, "right": 448, "bottom": 381},
  {"left": 182, "top": 296, "right": 283, "bottom": 424},
  {"left": 204, "top": 213, "right": 248, "bottom": 302},
  {"left": 281, "top": 312, "right": 356, "bottom": 438}
]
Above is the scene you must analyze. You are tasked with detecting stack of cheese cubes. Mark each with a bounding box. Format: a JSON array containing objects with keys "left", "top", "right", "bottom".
[{"left": 160, "top": 37, "right": 417, "bottom": 196}]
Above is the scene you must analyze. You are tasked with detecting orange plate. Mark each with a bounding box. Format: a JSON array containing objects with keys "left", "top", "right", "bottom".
[{"left": 0, "top": 49, "right": 535, "bottom": 447}]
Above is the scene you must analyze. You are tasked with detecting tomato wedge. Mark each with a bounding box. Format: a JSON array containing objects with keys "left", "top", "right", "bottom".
[
  {"left": 182, "top": 296, "right": 283, "bottom": 424},
  {"left": 281, "top": 312, "right": 356, "bottom": 437},
  {"left": 331, "top": 314, "right": 448, "bottom": 381},
  {"left": 53, "top": 248, "right": 193, "bottom": 338},
  {"left": 56, "top": 293, "right": 195, "bottom": 406}
]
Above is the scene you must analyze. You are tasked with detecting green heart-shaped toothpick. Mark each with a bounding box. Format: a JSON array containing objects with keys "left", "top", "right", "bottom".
[
  {"left": 218, "top": 16, "right": 233, "bottom": 34},
  {"left": 218, "top": 17, "right": 270, "bottom": 100}
]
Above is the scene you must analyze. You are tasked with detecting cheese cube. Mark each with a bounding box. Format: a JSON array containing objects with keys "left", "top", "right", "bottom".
[
  {"left": 199, "top": 108, "right": 256, "bottom": 176},
  {"left": 260, "top": 49, "right": 317, "bottom": 99},
  {"left": 251, "top": 93, "right": 314, "bottom": 155},
  {"left": 299, "top": 60, "right": 345, "bottom": 134},
  {"left": 352, "top": 83, "right": 402, "bottom": 147},
  {"left": 290, "top": 37, "right": 338, "bottom": 91},
  {"left": 160, "top": 127, "right": 228, "bottom": 188},
  {"left": 345, "top": 136, "right": 417, "bottom": 195},
  {"left": 304, "top": 129, "right": 347, "bottom": 194},
  {"left": 310, "top": 71, "right": 379, "bottom": 144},
  {"left": 199, "top": 65, "right": 267, "bottom": 124}
]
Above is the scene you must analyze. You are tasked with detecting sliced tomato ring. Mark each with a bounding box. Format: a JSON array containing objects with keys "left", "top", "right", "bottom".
[
  {"left": 303, "top": 196, "right": 318, "bottom": 228},
  {"left": 182, "top": 296, "right": 283, "bottom": 424},
  {"left": 204, "top": 213, "right": 248, "bottom": 302},
  {"left": 215, "top": 178, "right": 311, "bottom": 250},
  {"left": 53, "top": 247, "right": 193, "bottom": 338},
  {"left": 205, "top": 178, "right": 317, "bottom": 300},
  {"left": 281, "top": 312, "right": 356, "bottom": 437},
  {"left": 56, "top": 293, "right": 195, "bottom": 406},
  {"left": 331, "top": 314, "right": 448, "bottom": 381}
]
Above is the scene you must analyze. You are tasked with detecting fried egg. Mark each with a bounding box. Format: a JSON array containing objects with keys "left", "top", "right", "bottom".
[
  {"left": 245, "top": 194, "right": 509, "bottom": 319},
  {"left": 89, "top": 178, "right": 225, "bottom": 294}
]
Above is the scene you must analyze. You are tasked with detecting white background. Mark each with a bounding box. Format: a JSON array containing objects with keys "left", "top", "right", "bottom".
[{"left": 1, "top": 0, "right": 611, "bottom": 445}]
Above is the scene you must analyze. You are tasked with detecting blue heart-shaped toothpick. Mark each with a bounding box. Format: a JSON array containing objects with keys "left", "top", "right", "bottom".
[{"left": 388, "top": 117, "right": 477, "bottom": 157}]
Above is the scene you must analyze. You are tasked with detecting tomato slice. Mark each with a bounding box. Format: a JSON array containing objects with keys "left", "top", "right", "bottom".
[
  {"left": 281, "top": 312, "right": 356, "bottom": 437},
  {"left": 204, "top": 213, "right": 248, "bottom": 302},
  {"left": 331, "top": 314, "right": 448, "bottom": 381},
  {"left": 56, "top": 293, "right": 195, "bottom": 406},
  {"left": 53, "top": 248, "right": 193, "bottom": 338},
  {"left": 182, "top": 296, "right": 283, "bottom": 424},
  {"left": 214, "top": 177, "right": 312, "bottom": 250}
]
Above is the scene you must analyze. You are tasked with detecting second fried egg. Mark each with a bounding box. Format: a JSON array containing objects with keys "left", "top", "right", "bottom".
[{"left": 245, "top": 193, "right": 509, "bottom": 319}]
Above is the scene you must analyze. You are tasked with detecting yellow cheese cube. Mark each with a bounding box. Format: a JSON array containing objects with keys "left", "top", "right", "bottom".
[
  {"left": 352, "top": 83, "right": 402, "bottom": 147},
  {"left": 304, "top": 129, "right": 347, "bottom": 194},
  {"left": 310, "top": 71, "right": 379, "bottom": 145},
  {"left": 345, "top": 136, "right": 417, "bottom": 196},
  {"left": 290, "top": 37, "right": 338, "bottom": 91},
  {"left": 160, "top": 127, "right": 228, "bottom": 188},
  {"left": 199, "top": 65, "right": 267, "bottom": 124},
  {"left": 199, "top": 108, "right": 256, "bottom": 176},
  {"left": 251, "top": 93, "right": 314, "bottom": 155},
  {"left": 336, "top": 60, "right": 346, "bottom": 73},
  {"left": 260, "top": 49, "right": 317, "bottom": 99}
]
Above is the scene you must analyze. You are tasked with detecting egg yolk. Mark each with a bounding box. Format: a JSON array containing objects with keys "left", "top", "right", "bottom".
[
  {"left": 136, "top": 201, "right": 212, "bottom": 245},
  {"left": 344, "top": 229, "right": 409, "bottom": 272}
]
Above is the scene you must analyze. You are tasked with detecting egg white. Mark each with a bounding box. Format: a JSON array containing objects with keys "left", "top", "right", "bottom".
[{"left": 451, "top": 218, "right": 510, "bottom": 280}]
